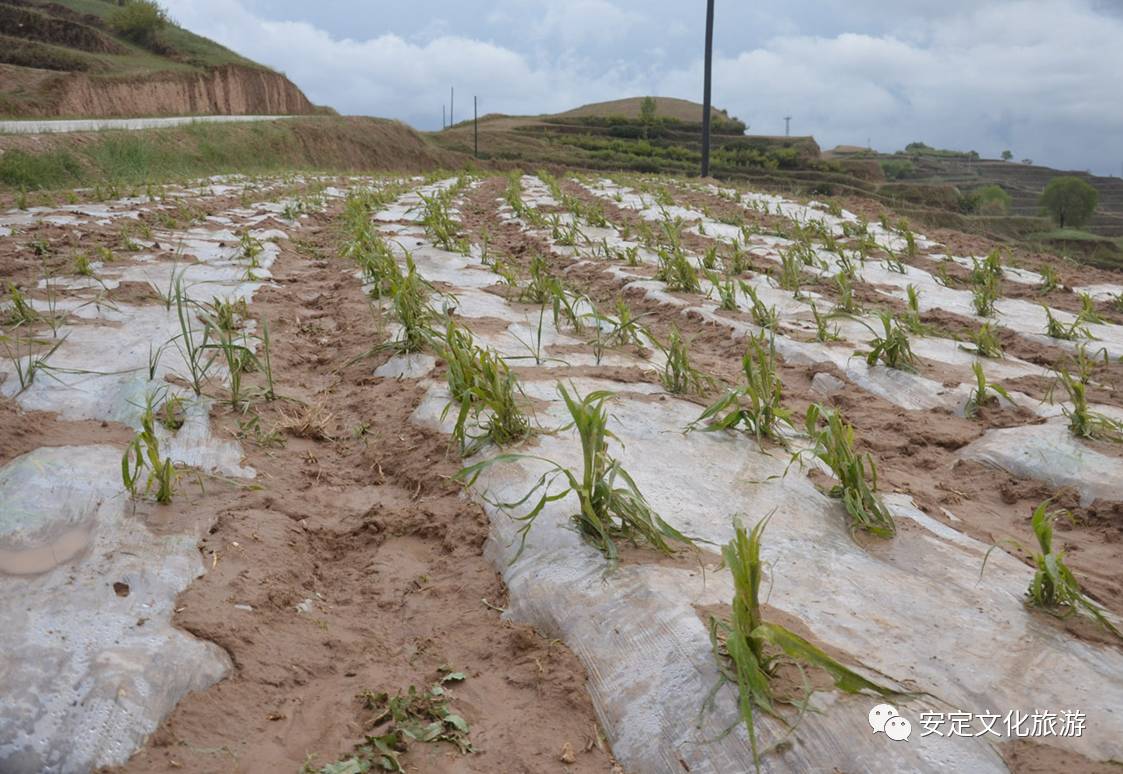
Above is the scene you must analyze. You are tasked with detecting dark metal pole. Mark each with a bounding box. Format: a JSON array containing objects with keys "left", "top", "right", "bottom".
[
  {"left": 474, "top": 96, "right": 479, "bottom": 159},
  {"left": 701, "top": 0, "right": 715, "bottom": 178}
]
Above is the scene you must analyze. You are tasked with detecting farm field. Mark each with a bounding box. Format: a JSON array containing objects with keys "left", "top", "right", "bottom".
[{"left": 3, "top": 169, "right": 1123, "bottom": 773}]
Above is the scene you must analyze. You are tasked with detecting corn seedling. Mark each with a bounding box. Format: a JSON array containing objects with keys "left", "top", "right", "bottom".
[
  {"left": 383, "top": 253, "right": 438, "bottom": 354},
  {"left": 239, "top": 231, "right": 264, "bottom": 265},
  {"left": 965, "top": 362, "right": 1014, "bottom": 417},
  {"left": 901, "top": 284, "right": 927, "bottom": 334},
  {"left": 1048, "top": 368, "right": 1123, "bottom": 442},
  {"left": 121, "top": 393, "right": 177, "bottom": 504},
  {"left": 833, "top": 270, "right": 861, "bottom": 314},
  {"left": 810, "top": 303, "right": 840, "bottom": 342},
  {"left": 1040, "top": 265, "right": 1060, "bottom": 293},
  {"left": 1077, "top": 293, "right": 1103, "bottom": 325},
  {"left": 457, "top": 384, "right": 696, "bottom": 563},
  {"left": 710, "top": 515, "right": 900, "bottom": 771},
  {"left": 659, "top": 328, "right": 715, "bottom": 396},
  {"left": 969, "top": 322, "right": 1004, "bottom": 358},
  {"left": 439, "top": 321, "right": 531, "bottom": 456},
  {"left": 800, "top": 404, "right": 896, "bottom": 537},
  {"left": 707, "top": 270, "right": 740, "bottom": 311},
  {"left": 519, "top": 255, "right": 562, "bottom": 305},
  {"left": 741, "top": 285, "right": 779, "bottom": 330},
  {"left": 778, "top": 249, "right": 804, "bottom": 295},
  {"left": 160, "top": 393, "right": 186, "bottom": 431},
  {"left": 1044, "top": 307, "right": 1090, "bottom": 341},
  {"left": 702, "top": 246, "right": 719, "bottom": 271},
  {"left": 883, "top": 253, "right": 907, "bottom": 274},
  {"left": 972, "top": 273, "right": 1000, "bottom": 317},
  {"left": 861, "top": 313, "right": 917, "bottom": 372},
  {"left": 419, "top": 191, "right": 466, "bottom": 252},
  {"left": 983, "top": 502, "right": 1121, "bottom": 639},
  {"left": 691, "top": 333, "right": 792, "bottom": 442},
  {"left": 656, "top": 247, "right": 702, "bottom": 293}
]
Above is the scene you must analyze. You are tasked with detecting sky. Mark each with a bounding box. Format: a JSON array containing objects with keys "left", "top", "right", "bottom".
[{"left": 164, "top": 0, "right": 1123, "bottom": 176}]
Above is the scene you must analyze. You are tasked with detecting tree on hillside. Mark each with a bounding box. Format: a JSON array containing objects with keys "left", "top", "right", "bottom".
[
  {"left": 1001, "top": 150, "right": 1013, "bottom": 161},
  {"left": 109, "top": 0, "right": 168, "bottom": 49},
  {"left": 640, "top": 96, "right": 657, "bottom": 123},
  {"left": 1040, "top": 176, "right": 1099, "bottom": 229}
]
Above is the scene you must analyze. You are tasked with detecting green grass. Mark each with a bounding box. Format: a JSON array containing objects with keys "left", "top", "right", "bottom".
[{"left": 457, "top": 383, "right": 696, "bottom": 564}]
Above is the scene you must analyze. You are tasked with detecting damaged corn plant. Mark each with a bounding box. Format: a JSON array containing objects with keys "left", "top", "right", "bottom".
[
  {"left": 690, "top": 333, "right": 792, "bottom": 444},
  {"left": 456, "top": 383, "right": 697, "bottom": 564},
  {"left": 709, "top": 515, "right": 900, "bottom": 771},
  {"left": 799, "top": 404, "right": 896, "bottom": 538}
]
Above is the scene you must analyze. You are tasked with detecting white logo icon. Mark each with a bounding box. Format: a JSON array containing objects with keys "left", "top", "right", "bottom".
[
  {"left": 870, "top": 704, "right": 911, "bottom": 741},
  {"left": 885, "top": 716, "right": 913, "bottom": 741},
  {"left": 869, "top": 703, "right": 899, "bottom": 733}
]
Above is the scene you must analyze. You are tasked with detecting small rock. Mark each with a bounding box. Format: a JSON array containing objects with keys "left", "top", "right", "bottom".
[{"left": 559, "top": 742, "right": 576, "bottom": 765}]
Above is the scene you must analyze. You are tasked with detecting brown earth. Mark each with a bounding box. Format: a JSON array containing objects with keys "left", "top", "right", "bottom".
[{"left": 5, "top": 63, "right": 316, "bottom": 118}]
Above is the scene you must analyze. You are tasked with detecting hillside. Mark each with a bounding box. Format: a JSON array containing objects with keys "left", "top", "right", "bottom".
[
  {"left": 432, "top": 96, "right": 818, "bottom": 177},
  {"left": 0, "top": 0, "right": 317, "bottom": 117}
]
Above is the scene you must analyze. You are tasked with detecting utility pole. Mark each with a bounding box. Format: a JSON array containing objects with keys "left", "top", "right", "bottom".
[
  {"left": 784, "top": 116, "right": 792, "bottom": 137},
  {"left": 442, "top": 105, "right": 446, "bottom": 129},
  {"left": 700, "top": 0, "right": 715, "bottom": 178},
  {"left": 474, "top": 96, "right": 479, "bottom": 159},
  {"left": 450, "top": 87, "right": 455, "bottom": 126}
]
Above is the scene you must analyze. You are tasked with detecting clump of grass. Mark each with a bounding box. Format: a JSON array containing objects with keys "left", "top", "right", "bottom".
[
  {"left": 457, "top": 384, "right": 696, "bottom": 564},
  {"left": 122, "top": 393, "right": 177, "bottom": 504},
  {"left": 710, "top": 515, "right": 900, "bottom": 771},
  {"left": 439, "top": 321, "right": 531, "bottom": 456},
  {"left": 861, "top": 313, "right": 916, "bottom": 372},
  {"left": 691, "top": 333, "right": 792, "bottom": 442},
  {"left": 800, "top": 404, "right": 896, "bottom": 537},
  {"left": 983, "top": 502, "right": 1121, "bottom": 639},
  {"left": 658, "top": 328, "right": 715, "bottom": 396},
  {"left": 965, "top": 362, "right": 1014, "bottom": 418},
  {"left": 73, "top": 253, "right": 95, "bottom": 278}
]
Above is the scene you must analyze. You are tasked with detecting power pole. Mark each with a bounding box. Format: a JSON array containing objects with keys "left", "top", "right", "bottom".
[
  {"left": 442, "top": 105, "right": 446, "bottom": 129},
  {"left": 784, "top": 116, "right": 792, "bottom": 137},
  {"left": 450, "top": 87, "right": 455, "bottom": 126},
  {"left": 474, "top": 96, "right": 479, "bottom": 159},
  {"left": 700, "top": 0, "right": 715, "bottom": 178}
]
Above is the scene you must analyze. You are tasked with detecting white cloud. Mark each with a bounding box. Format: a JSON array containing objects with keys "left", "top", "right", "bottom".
[{"left": 165, "top": 0, "right": 1123, "bottom": 175}]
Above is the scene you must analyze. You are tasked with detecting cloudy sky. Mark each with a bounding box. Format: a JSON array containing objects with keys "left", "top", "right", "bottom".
[{"left": 165, "top": 0, "right": 1123, "bottom": 176}]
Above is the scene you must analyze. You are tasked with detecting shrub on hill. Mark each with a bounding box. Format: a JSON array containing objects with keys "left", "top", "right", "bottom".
[{"left": 108, "top": 0, "right": 168, "bottom": 50}]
